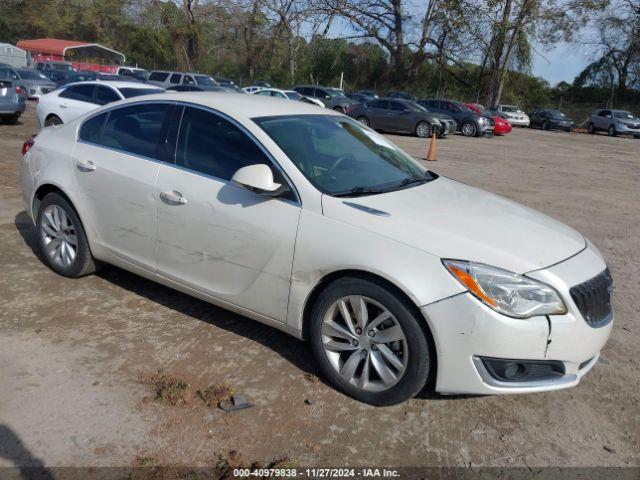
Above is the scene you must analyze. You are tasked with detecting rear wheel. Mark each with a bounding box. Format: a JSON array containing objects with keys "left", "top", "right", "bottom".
[
  {"left": 542, "top": 120, "right": 549, "bottom": 130},
  {"left": 44, "top": 115, "right": 63, "bottom": 127},
  {"left": 357, "top": 116, "right": 370, "bottom": 127},
  {"left": 333, "top": 106, "right": 345, "bottom": 114},
  {"left": 415, "top": 121, "right": 432, "bottom": 138},
  {"left": 460, "top": 121, "right": 477, "bottom": 137},
  {"left": 608, "top": 125, "right": 617, "bottom": 137},
  {"left": 36, "top": 193, "right": 97, "bottom": 277},
  {"left": 309, "top": 277, "right": 431, "bottom": 406},
  {"left": 1, "top": 114, "right": 20, "bottom": 125},
  {"left": 587, "top": 123, "right": 595, "bottom": 134}
]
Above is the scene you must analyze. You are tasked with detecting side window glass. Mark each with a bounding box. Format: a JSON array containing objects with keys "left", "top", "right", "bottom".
[
  {"left": 79, "top": 112, "right": 108, "bottom": 143},
  {"left": 169, "top": 73, "right": 181, "bottom": 84},
  {"left": 176, "top": 107, "right": 271, "bottom": 181},
  {"left": 95, "top": 86, "right": 120, "bottom": 105},
  {"left": 100, "top": 103, "right": 171, "bottom": 158},
  {"left": 183, "top": 75, "right": 195, "bottom": 85},
  {"left": 60, "top": 84, "right": 96, "bottom": 103},
  {"left": 390, "top": 101, "right": 405, "bottom": 111}
]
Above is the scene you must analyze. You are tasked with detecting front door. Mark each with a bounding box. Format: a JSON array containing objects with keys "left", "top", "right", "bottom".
[
  {"left": 155, "top": 106, "right": 301, "bottom": 321},
  {"left": 73, "top": 102, "right": 174, "bottom": 268}
]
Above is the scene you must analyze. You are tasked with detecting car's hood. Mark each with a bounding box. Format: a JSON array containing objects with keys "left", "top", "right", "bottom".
[
  {"left": 431, "top": 113, "right": 455, "bottom": 122},
  {"left": 322, "top": 177, "right": 585, "bottom": 274}
]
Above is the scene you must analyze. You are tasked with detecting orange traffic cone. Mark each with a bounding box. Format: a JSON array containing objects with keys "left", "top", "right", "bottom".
[{"left": 426, "top": 132, "right": 437, "bottom": 161}]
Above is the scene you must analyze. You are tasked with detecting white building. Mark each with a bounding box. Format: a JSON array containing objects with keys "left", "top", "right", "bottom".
[{"left": 0, "top": 44, "right": 27, "bottom": 68}]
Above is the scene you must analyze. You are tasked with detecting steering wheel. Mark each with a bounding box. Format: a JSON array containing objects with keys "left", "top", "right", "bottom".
[{"left": 325, "top": 154, "right": 356, "bottom": 180}]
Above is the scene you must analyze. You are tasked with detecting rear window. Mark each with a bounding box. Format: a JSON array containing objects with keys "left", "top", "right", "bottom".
[
  {"left": 79, "top": 112, "right": 108, "bottom": 143},
  {"left": 148, "top": 72, "right": 169, "bottom": 81},
  {"left": 119, "top": 88, "right": 165, "bottom": 98},
  {"left": 100, "top": 103, "right": 171, "bottom": 159},
  {"left": 169, "top": 73, "right": 181, "bottom": 84}
]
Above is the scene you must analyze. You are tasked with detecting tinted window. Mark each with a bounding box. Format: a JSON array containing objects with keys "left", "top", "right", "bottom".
[
  {"left": 79, "top": 112, "right": 108, "bottom": 143},
  {"left": 59, "top": 85, "right": 96, "bottom": 103},
  {"left": 119, "top": 87, "right": 165, "bottom": 98},
  {"left": 176, "top": 107, "right": 270, "bottom": 181},
  {"left": 149, "top": 72, "right": 169, "bottom": 81},
  {"left": 95, "top": 86, "right": 120, "bottom": 105},
  {"left": 369, "top": 100, "right": 388, "bottom": 109},
  {"left": 389, "top": 101, "right": 406, "bottom": 111},
  {"left": 169, "top": 73, "right": 181, "bottom": 84},
  {"left": 101, "top": 104, "right": 171, "bottom": 159}
]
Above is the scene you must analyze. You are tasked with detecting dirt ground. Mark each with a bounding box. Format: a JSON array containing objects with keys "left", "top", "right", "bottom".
[{"left": 1, "top": 104, "right": 639, "bottom": 470}]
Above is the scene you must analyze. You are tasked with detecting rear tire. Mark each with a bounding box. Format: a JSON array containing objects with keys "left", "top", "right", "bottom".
[
  {"left": 44, "top": 115, "right": 63, "bottom": 127},
  {"left": 357, "top": 116, "right": 370, "bottom": 127},
  {"left": 309, "top": 277, "right": 431, "bottom": 406},
  {"left": 36, "top": 193, "right": 97, "bottom": 277},
  {"left": 542, "top": 120, "right": 549, "bottom": 130},
  {"left": 608, "top": 125, "right": 616, "bottom": 137},
  {"left": 1, "top": 114, "right": 20, "bottom": 125},
  {"left": 587, "top": 123, "right": 595, "bottom": 134},
  {"left": 333, "top": 106, "right": 345, "bottom": 114}
]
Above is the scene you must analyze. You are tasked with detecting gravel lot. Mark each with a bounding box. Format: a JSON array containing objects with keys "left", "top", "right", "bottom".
[{"left": 0, "top": 103, "right": 638, "bottom": 470}]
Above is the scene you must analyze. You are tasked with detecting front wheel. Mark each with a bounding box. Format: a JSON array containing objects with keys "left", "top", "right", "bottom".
[
  {"left": 36, "top": 193, "right": 97, "bottom": 277},
  {"left": 415, "top": 121, "right": 432, "bottom": 138},
  {"left": 309, "top": 277, "right": 431, "bottom": 406},
  {"left": 587, "top": 123, "right": 595, "bottom": 134},
  {"left": 542, "top": 120, "right": 549, "bottom": 130},
  {"left": 460, "top": 121, "right": 477, "bottom": 137},
  {"left": 608, "top": 125, "right": 617, "bottom": 137}
]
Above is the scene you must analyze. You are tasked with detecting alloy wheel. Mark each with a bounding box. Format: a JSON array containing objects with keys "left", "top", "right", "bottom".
[
  {"left": 416, "top": 122, "right": 431, "bottom": 138},
  {"left": 320, "top": 295, "right": 408, "bottom": 392},
  {"left": 461, "top": 122, "right": 476, "bottom": 136},
  {"left": 40, "top": 204, "right": 78, "bottom": 268},
  {"left": 357, "top": 116, "right": 369, "bottom": 126}
]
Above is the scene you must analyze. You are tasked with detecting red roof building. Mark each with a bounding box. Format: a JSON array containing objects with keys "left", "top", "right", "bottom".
[{"left": 17, "top": 38, "right": 126, "bottom": 73}]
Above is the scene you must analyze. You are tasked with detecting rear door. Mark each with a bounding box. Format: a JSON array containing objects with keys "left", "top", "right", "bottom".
[
  {"left": 57, "top": 84, "right": 98, "bottom": 121},
  {"left": 596, "top": 110, "right": 611, "bottom": 130},
  {"left": 155, "top": 105, "right": 301, "bottom": 321},
  {"left": 388, "top": 100, "right": 412, "bottom": 132},
  {"left": 366, "top": 100, "right": 389, "bottom": 129},
  {"left": 73, "top": 102, "right": 175, "bottom": 268}
]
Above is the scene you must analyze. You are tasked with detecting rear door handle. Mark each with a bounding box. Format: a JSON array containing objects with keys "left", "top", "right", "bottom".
[
  {"left": 160, "top": 190, "right": 187, "bottom": 205},
  {"left": 75, "top": 160, "right": 96, "bottom": 171},
  {"left": 59, "top": 103, "right": 68, "bottom": 108}
]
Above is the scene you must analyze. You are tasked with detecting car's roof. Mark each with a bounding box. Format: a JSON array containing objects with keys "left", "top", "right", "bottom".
[
  {"left": 116, "top": 91, "right": 337, "bottom": 118},
  {"left": 64, "top": 80, "right": 162, "bottom": 89}
]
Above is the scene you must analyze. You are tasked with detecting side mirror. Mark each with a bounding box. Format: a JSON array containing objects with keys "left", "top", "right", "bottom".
[{"left": 232, "top": 164, "right": 282, "bottom": 195}]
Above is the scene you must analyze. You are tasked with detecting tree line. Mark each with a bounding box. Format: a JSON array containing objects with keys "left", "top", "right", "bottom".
[{"left": 1, "top": 0, "right": 639, "bottom": 110}]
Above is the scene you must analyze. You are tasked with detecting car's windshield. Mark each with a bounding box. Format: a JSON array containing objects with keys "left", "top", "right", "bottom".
[
  {"left": 614, "top": 111, "right": 634, "bottom": 119},
  {"left": 501, "top": 105, "right": 519, "bottom": 113},
  {"left": 406, "top": 102, "right": 428, "bottom": 113},
  {"left": 119, "top": 88, "right": 165, "bottom": 98},
  {"left": 254, "top": 114, "right": 437, "bottom": 196},
  {"left": 54, "top": 64, "right": 73, "bottom": 71},
  {"left": 17, "top": 70, "right": 48, "bottom": 80},
  {"left": 195, "top": 75, "right": 216, "bottom": 86},
  {"left": 285, "top": 91, "right": 303, "bottom": 100},
  {"left": 547, "top": 110, "right": 565, "bottom": 117},
  {"left": 329, "top": 89, "right": 347, "bottom": 99}
]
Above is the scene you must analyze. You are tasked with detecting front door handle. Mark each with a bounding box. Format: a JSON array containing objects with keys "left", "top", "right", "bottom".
[
  {"left": 75, "top": 160, "right": 96, "bottom": 171},
  {"left": 160, "top": 190, "right": 187, "bottom": 205},
  {"left": 59, "top": 103, "right": 68, "bottom": 109}
]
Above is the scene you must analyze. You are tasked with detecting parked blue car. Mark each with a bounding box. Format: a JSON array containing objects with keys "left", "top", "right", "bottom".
[{"left": 0, "top": 79, "right": 26, "bottom": 124}]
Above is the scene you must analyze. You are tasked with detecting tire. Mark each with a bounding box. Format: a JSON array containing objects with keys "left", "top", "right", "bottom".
[
  {"left": 460, "top": 121, "right": 477, "bottom": 137},
  {"left": 309, "top": 277, "right": 431, "bottom": 406},
  {"left": 357, "top": 116, "right": 370, "bottom": 127},
  {"left": 333, "top": 106, "right": 345, "bottom": 114},
  {"left": 36, "top": 193, "right": 97, "bottom": 277},
  {"left": 634, "top": 135, "right": 640, "bottom": 140},
  {"left": 415, "top": 121, "right": 432, "bottom": 138},
  {"left": 44, "top": 115, "right": 63, "bottom": 127},
  {"left": 587, "top": 123, "right": 595, "bottom": 134},
  {"left": 608, "top": 125, "right": 616, "bottom": 137},
  {"left": 542, "top": 120, "right": 549, "bottom": 130}
]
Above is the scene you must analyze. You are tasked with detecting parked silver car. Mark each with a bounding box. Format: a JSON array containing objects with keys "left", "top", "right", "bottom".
[
  {"left": 0, "top": 66, "right": 56, "bottom": 99},
  {"left": 147, "top": 71, "right": 219, "bottom": 90},
  {"left": 587, "top": 109, "right": 640, "bottom": 138}
]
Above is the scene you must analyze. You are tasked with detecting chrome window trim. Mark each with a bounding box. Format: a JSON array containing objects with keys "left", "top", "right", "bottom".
[{"left": 75, "top": 99, "right": 301, "bottom": 207}]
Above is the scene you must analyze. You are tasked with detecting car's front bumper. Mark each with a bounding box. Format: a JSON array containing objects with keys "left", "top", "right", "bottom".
[
  {"left": 422, "top": 245, "right": 612, "bottom": 395},
  {"left": 615, "top": 123, "right": 640, "bottom": 135},
  {"left": 505, "top": 117, "right": 530, "bottom": 126}
]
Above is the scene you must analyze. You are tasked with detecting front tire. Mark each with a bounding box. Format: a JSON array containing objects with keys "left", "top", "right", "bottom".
[
  {"left": 587, "top": 123, "right": 595, "bottom": 134},
  {"left": 309, "top": 277, "right": 431, "bottom": 406},
  {"left": 36, "top": 193, "right": 97, "bottom": 277},
  {"left": 608, "top": 125, "right": 617, "bottom": 137},
  {"left": 460, "top": 121, "right": 477, "bottom": 137},
  {"left": 542, "top": 120, "right": 549, "bottom": 130},
  {"left": 415, "top": 121, "right": 432, "bottom": 138}
]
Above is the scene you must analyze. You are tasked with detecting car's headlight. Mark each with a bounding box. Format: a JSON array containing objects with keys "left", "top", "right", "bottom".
[
  {"left": 442, "top": 259, "right": 567, "bottom": 318},
  {"left": 477, "top": 116, "right": 486, "bottom": 124}
]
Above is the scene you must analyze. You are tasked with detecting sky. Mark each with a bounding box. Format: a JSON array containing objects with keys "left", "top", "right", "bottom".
[{"left": 531, "top": 43, "right": 592, "bottom": 86}]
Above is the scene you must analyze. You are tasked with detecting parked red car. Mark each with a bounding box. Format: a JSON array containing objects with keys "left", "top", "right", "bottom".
[{"left": 464, "top": 103, "right": 512, "bottom": 135}]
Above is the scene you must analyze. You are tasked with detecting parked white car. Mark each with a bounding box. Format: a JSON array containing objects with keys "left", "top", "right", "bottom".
[
  {"left": 252, "top": 87, "right": 325, "bottom": 107},
  {"left": 495, "top": 104, "right": 530, "bottom": 126},
  {"left": 242, "top": 86, "right": 265, "bottom": 94},
  {"left": 20, "top": 93, "right": 613, "bottom": 405},
  {"left": 36, "top": 81, "right": 165, "bottom": 127}
]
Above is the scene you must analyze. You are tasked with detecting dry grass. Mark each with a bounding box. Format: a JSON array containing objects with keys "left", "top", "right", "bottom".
[
  {"left": 197, "top": 383, "right": 234, "bottom": 407},
  {"left": 140, "top": 370, "right": 190, "bottom": 406}
]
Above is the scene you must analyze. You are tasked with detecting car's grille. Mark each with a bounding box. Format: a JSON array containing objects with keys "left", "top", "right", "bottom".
[{"left": 570, "top": 269, "right": 613, "bottom": 328}]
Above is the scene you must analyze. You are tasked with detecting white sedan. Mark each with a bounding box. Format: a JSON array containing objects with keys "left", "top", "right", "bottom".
[
  {"left": 36, "top": 81, "right": 165, "bottom": 128},
  {"left": 252, "top": 87, "right": 325, "bottom": 107},
  {"left": 20, "top": 92, "right": 612, "bottom": 405}
]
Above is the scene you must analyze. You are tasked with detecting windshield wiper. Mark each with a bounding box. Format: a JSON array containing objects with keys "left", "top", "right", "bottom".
[
  {"left": 332, "top": 186, "right": 388, "bottom": 197},
  {"left": 379, "top": 175, "right": 431, "bottom": 193}
]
